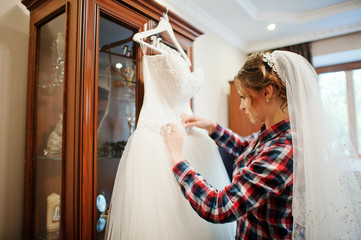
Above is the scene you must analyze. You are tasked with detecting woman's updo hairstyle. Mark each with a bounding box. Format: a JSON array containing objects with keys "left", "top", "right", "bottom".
[{"left": 234, "top": 51, "right": 287, "bottom": 111}]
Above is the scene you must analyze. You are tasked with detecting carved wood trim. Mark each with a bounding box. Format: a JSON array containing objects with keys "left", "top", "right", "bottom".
[
  {"left": 315, "top": 60, "right": 361, "bottom": 74},
  {"left": 117, "top": 0, "right": 203, "bottom": 41}
]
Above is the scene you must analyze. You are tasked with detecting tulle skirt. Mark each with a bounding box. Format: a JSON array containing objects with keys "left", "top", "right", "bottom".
[{"left": 105, "top": 127, "right": 236, "bottom": 240}]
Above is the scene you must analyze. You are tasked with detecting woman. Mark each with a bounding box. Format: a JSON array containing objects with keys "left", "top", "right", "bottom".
[{"left": 163, "top": 51, "right": 361, "bottom": 239}]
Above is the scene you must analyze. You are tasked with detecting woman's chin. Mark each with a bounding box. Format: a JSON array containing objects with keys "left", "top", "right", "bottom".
[
  {"left": 250, "top": 118, "right": 260, "bottom": 125},
  {"left": 247, "top": 115, "right": 261, "bottom": 125}
]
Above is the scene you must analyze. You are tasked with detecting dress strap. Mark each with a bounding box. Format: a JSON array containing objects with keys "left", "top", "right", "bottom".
[{"left": 139, "top": 42, "right": 147, "bottom": 56}]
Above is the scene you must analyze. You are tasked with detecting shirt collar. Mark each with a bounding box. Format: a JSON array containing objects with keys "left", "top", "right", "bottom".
[{"left": 258, "top": 118, "right": 291, "bottom": 143}]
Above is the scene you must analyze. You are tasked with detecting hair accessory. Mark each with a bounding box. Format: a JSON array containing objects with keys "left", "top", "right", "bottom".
[{"left": 262, "top": 52, "right": 277, "bottom": 73}]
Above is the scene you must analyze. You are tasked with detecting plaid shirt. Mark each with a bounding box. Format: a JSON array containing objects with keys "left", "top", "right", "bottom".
[{"left": 173, "top": 119, "right": 293, "bottom": 239}]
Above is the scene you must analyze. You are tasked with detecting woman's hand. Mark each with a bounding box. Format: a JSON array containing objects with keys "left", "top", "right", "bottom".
[
  {"left": 181, "top": 114, "right": 217, "bottom": 135},
  {"left": 162, "top": 123, "right": 184, "bottom": 167}
]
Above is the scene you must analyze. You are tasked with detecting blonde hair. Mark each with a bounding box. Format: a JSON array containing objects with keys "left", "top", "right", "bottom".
[{"left": 234, "top": 51, "right": 287, "bottom": 111}]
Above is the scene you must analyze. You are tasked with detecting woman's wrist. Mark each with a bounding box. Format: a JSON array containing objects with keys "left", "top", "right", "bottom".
[
  {"left": 206, "top": 121, "right": 217, "bottom": 135},
  {"left": 172, "top": 157, "right": 184, "bottom": 166}
]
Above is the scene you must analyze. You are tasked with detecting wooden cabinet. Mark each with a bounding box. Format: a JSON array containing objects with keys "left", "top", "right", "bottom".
[
  {"left": 229, "top": 81, "right": 262, "bottom": 136},
  {"left": 22, "top": 0, "right": 202, "bottom": 239}
]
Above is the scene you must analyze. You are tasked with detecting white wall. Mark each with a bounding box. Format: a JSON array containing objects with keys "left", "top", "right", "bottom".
[
  {"left": 312, "top": 31, "right": 361, "bottom": 56},
  {"left": 0, "top": 0, "right": 29, "bottom": 239},
  {"left": 312, "top": 32, "right": 361, "bottom": 67},
  {"left": 193, "top": 31, "right": 246, "bottom": 127}
]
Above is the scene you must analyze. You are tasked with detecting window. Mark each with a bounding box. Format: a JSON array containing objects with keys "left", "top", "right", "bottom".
[{"left": 316, "top": 61, "right": 361, "bottom": 156}]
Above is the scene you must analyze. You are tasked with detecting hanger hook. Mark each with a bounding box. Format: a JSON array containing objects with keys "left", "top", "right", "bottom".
[{"left": 163, "top": 8, "right": 169, "bottom": 21}]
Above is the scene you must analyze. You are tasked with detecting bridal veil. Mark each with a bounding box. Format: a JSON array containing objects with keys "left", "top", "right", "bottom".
[{"left": 271, "top": 51, "right": 361, "bottom": 239}]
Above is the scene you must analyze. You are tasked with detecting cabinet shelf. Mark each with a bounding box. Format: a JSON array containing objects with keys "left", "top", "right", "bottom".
[
  {"left": 35, "top": 228, "right": 60, "bottom": 240},
  {"left": 36, "top": 155, "right": 62, "bottom": 161},
  {"left": 98, "top": 73, "right": 135, "bottom": 84},
  {"left": 97, "top": 155, "right": 122, "bottom": 160},
  {"left": 38, "top": 74, "right": 64, "bottom": 86}
]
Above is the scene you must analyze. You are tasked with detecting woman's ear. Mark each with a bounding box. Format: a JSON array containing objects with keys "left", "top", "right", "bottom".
[{"left": 263, "top": 85, "right": 274, "bottom": 99}]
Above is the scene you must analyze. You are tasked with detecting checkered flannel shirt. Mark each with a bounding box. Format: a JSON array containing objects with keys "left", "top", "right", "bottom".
[{"left": 173, "top": 119, "right": 293, "bottom": 239}]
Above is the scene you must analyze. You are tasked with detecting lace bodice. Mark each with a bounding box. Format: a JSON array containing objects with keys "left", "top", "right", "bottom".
[
  {"left": 138, "top": 54, "right": 203, "bottom": 125},
  {"left": 148, "top": 54, "right": 203, "bottom": 101}
]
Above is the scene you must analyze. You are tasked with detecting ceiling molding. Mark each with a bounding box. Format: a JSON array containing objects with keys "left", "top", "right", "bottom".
[
  {"left": 156, "top": 0, "right": 361, "bottom": 53},
  {"left": 247, "top": 21, "right": 361, "bottom": 53},
  {"left": 156, "top": 0, "right": 246, "bottom": 50},
  {"left": 236, "top": 0, "right": 361, "bottom": 23}
]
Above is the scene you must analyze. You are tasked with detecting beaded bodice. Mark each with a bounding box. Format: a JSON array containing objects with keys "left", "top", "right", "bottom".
[{"left": 137, "top": 54, "right": 203, "bottom": 128}]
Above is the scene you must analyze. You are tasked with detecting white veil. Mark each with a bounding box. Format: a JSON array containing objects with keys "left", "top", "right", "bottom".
[{"left": 271, "top": 51, "right": 361, "bottom": 239}]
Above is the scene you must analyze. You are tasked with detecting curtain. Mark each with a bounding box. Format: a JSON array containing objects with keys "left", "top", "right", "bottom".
[{"left": 270, "top": 42, "right": 312, "bottom": 65}]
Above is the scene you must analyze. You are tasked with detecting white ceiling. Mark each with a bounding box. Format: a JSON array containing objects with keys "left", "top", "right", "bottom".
[{"left": 162, "top": 0, "right": 361, "bottom": 53}]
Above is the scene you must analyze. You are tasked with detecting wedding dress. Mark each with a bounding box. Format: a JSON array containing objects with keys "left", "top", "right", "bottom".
[{"left": 105, "top": 53, "right": 236, "bottom": 239}]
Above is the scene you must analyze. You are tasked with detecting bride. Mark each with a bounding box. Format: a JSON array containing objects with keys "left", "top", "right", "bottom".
[{"left": 163, "top": 50, "right": 361, "bottom": 239}]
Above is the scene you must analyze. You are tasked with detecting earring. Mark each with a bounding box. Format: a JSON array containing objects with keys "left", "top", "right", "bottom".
[{"left": 266, "top": 99, "right": 270, "bottom": 103}]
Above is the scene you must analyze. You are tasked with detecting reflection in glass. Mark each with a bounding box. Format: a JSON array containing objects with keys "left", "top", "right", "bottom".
[
  {"left": 353, "top": 69, "right": 361, "bottom": 152},
  {"left": 97, "top": 194, "right": 107, "bottom": 213},
  {"left": 96, "top": 14, "right": 137, "bottom": 239},
  {"left": 126, "top": 100, "right": 136, "bottom": 135},
  {"left": 97, "top": 218, "right": 107, "bottom": 232},
  {"left": 34, "top": 13, "right": 65, "bottom": 239},
  {"left": 40, "top": 32, "right": 65, "bottom": 89},
  {"left": 319, "top": 71, "right": 349, "bottom": 145}
]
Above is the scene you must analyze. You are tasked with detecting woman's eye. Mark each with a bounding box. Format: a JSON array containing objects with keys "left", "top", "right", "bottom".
[{"left": 240, "top": 96, "right": 245, "bottom": 99}]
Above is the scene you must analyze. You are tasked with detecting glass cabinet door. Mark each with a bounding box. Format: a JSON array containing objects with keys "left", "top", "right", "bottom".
[
  {"left": 34, "top": 13, "right": 65, "bottom": 240},
  {"left": 96, "top": 14, "right": 137, "bottom": 238}
]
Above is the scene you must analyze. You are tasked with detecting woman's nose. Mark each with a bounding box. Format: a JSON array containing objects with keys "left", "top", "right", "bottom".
[{"left": 239, "top": 101, "right": 245, "bottom": 111}]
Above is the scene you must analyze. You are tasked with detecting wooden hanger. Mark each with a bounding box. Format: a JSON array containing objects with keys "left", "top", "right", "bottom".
[{"left": 133, "top": 13, "right": 192, "bottom": 66}]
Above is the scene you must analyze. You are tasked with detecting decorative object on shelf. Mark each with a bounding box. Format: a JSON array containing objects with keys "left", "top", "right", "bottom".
[
  {"left": 96, "top": 193, "right": 108, "bottom": 232},
  {"left": 41, "top": 32, "right": 65, "bottom": 89},
  {"left": 46, "top": 193, "right": 60, "bottom": 232},
  {"left": 96, "top": 217, "right": 107, "bottom": 232},
  {"left": 100, "top": 36, "right": 135, "bottom": 89},
  {"left": 50, "top": 40, "right": 58, "bottom": 86},
  {"left": 126, "top": 100, "right": 136, "bottom": 135},
  {"left": 97, "top": 58, "right": 136, "bottom": 146},
  {"left": 96, "top": 194, "right": 107, "bottom": 213},
  {"left": 44, "top": 114, "right": 62, "bottom": 158},
  {"left": 123, "top": 61, "right": 135, "bottom": 86},
  {"left": 55, "top": 32, "right": 65, "bottom": 84},
  {"left": 109, "top": 61, "right": 135, "bottom": 89},
  {"left": 97, "top": 140, "right": 127, "bottom": 158},
  {"left": 122, "top": 45, "right": 134, "bottom": 57}
]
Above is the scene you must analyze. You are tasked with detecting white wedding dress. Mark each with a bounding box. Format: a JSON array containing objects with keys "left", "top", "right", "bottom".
[{"left": 105, "top": 54, "right": 236, "bottom": 239}]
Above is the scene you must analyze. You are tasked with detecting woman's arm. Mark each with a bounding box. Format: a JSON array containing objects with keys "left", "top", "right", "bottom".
[
  {"left": 210, "top": 124, "right": 255, "bottom": 159},
  {"left": 172, "top": 143, "right": 293, "bottom": 224},
  {"left": 182, "top": 114, "right": 254, "bottom": 159}
]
